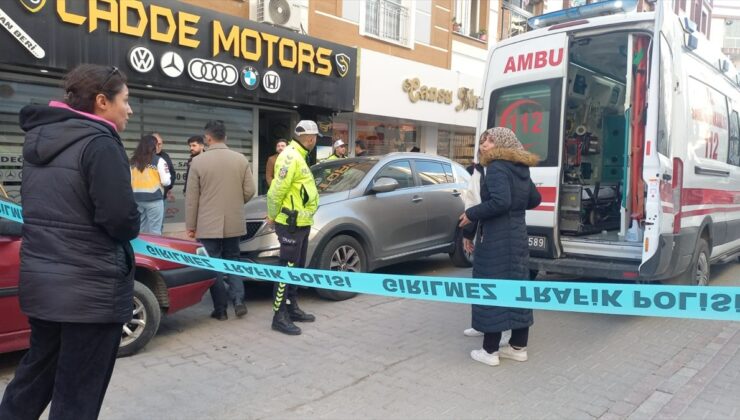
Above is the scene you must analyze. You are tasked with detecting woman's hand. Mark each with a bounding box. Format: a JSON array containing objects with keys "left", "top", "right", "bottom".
[
  {"left": 458, "top": 212, "right": 472, "bottom": 228},
  {"left": 463, "top": 238, "right": 474, "bottom": 254}
]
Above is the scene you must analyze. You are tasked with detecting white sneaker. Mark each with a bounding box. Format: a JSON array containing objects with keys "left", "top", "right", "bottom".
[
  {"left": 463, "top": 328, "right": 484, "bottom": 337},
  {"left": 499, "top": 345, "right": 528, "bottom": 362},
  {"left": 470, "top": 349, "right": 500, "bottom": 366}
]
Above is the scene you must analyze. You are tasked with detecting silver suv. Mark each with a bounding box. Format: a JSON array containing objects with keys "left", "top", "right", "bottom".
[{"left": 240, "top": 153, "right": 472, "bottom": 300}]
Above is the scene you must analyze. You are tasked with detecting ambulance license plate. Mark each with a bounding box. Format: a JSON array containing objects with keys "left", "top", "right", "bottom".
[{"left": 528, "top": 236, "right": 547, "bottom": 251}]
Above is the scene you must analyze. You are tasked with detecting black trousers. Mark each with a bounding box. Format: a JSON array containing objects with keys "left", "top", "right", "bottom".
[
  {"left": 272, "top": 224, "right": 310, "bottom": 312},
  {"left": 0, "top": 318, "right": 122, "bottom": 420},
  {"left": 199, "top": 237, "right": 245, "bottom": 312},
  {"left": 483, "top": 327, "right": 529, "bottom": 353}
]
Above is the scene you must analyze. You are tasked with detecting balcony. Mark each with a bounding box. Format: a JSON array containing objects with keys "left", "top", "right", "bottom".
[{"left": 364, "top": 0, "right": 409, "bottom": 46}]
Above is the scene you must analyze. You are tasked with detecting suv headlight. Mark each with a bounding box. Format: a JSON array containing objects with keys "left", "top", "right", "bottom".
[{"left": 257, "top": 222, "right": 276, "bottom": 236}]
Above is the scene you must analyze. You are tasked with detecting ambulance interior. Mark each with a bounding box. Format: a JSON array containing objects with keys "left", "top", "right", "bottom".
[{"left": 559, "top": 32, "right": 647, "bottom": 257}]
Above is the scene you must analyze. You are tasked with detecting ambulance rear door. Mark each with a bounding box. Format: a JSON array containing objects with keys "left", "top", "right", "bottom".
[{"left": 481, "top": 32, "right": 569, "bottom": 258}]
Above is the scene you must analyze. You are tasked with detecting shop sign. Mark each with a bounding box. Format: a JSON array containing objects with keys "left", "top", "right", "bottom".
[
  {"left": 402, "top": 77, "right": 479, "bottom": 113},
  {"left": 0, "top": 0, "right": 357, "bottom": 111}
]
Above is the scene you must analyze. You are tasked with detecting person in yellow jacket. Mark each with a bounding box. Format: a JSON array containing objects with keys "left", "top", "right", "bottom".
[
  {"left": 266, "top": 120, "right": 320, "bottom": 335},
  {"left": 323, "top": 139, "right": 347, "bottom": 162}
]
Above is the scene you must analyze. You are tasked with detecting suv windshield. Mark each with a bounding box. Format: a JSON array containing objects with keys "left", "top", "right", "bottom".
[{"left": 312, "top": 160, "right": 378, "bottom": 194}]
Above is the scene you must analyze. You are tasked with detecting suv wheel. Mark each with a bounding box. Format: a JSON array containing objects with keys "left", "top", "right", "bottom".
[
  {"left": 449, "top": 229, "right": 473, "bottom": 268},
  {"left": 118, "top": 281, "right": 162, "bottom": 357},
  {"left": 316, "top": 235, "right": 366, "bottom": 301}
]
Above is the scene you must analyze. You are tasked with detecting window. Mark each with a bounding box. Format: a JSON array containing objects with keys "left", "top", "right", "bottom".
[
  {"left": 313, "top": 161, "right": 377, "bottom": 194},
  {"left": 443, "top": 163, "right": 455, "bottom": 183},
  {"left": 729, "top": 111, "right": 740, "bottom": 167},
  {"left": 499, "top": 0, "right": 535, "bottom": 40},
  {"left": 687, "top": 78, "right": 729, "bottom": 163},
  {"left": 488, "top": 80, "right": 562, "bottom": 166},
  {"left": 375, "top": 160, "right": 413, "bottom": 189},
  {"left": 453, "top": 0, "right": 481, "bottom": 38},
  {"left": 363, "top": 0, "right": 410, "bottom": 45},
  {"left": 356, "top": 118, "right": 417, "bottom": 156},
  {"left": 415, "top": 0, "right": 431, "bottom": 44},
  {"left": 416, "top": 160, "right": 449, "bottom": 185},
  {"left": 724, "top": 19, "right": 740, "bottom": 50},
  {"left": 342, "top": 0, "right": 360, "bottom": 22}
]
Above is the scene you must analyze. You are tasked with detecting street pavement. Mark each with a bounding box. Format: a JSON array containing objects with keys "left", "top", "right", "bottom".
[{"left": 1, "top": 257, "right": 738, "bottom": 419}]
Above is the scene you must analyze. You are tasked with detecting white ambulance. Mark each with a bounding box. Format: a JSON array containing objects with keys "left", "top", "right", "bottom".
[{"left": 477, "top": 0, "right": 740, "bottom": 284}]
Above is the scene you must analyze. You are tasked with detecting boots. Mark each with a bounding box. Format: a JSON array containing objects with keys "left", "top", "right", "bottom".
[
  {"left": 287, "top": 300, "right": 315, "bottom": 322},
  {"left": 272, "top": 307, "right": 301, "bottom": 335}
]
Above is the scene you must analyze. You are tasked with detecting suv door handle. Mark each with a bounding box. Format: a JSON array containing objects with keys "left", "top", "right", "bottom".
[
  {"left": 412, "top": 195, "right": 423, "bottom": 203},
  {"left": 451, "top": 189, "right": 462, "bottom": 197}
]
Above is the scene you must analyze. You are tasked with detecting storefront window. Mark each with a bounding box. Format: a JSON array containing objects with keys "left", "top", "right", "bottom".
[
  {"left": 356, "top": 118, "right": 417, "bottom": 155},
  {"left": 0, "top": 78, "right": 253, "bottom": 231},
  {"left": 437, "top": 129, "right": 476, "bottom": 166}
]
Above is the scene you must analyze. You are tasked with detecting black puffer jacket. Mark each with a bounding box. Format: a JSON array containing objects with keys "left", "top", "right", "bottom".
[
  {"left": 466, "top": 147, "right": 541, "bottom": 333},
  {"left": 19, "top": 104, "right": 140, "bottom": 323}
]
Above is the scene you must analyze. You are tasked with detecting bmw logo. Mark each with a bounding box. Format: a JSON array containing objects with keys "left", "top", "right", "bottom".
[{"left": 240, "top": 66, "right": 259, "bottom": 91}]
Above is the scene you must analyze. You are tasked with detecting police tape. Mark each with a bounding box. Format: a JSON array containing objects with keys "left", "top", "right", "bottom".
[{"left": 2, "top": 200, "right": 739, "bottom": 321}]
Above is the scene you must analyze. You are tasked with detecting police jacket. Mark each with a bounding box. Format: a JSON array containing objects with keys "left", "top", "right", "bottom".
[
  {"left": 266, "top": 139, "right": 319, "bottom": 227},
  {"left": 19, "top": 102, "right": 140, "bottom": 324}
]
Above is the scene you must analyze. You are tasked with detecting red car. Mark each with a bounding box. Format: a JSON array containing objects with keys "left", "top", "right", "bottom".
[{"left": 0, "top": 218, "right": 215, "bottom": 357}]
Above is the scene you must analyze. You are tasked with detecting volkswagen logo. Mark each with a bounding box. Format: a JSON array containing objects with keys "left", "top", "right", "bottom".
[
  {"left": 160, "top": 51, "right": 184, "bottom": 78},
  {"left": 188, "top": 58, "right": 238, "bottom": 86},
  {"left": 129, "top": 46, "right": 154, "bottom": 73},
  {"left": 262, "top": 70, "right": 281, "bottom": 94}
]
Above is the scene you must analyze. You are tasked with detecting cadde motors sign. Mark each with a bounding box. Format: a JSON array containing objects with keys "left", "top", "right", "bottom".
[{"left": 0, "top": 0, "right": 357, "bottom": 111}]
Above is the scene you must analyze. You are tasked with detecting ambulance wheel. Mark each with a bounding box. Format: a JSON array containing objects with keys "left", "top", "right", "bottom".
[
  {"left": 315, "top": 235, "right": 365, "bottom": 301},
  {"left": 687, "top": 239, "right": 710, "bottom": 286},
  {"left": 118, "top": 281, "right": 161, "bottom": 357}
]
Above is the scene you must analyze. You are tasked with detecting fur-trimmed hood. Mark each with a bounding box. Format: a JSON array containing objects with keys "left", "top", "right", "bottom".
[{"left": 480, "top": 147, "right": 539, "bottom": 167}]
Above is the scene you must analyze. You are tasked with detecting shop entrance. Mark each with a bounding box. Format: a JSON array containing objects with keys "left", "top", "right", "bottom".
[{"left": 258, "top": 110, "right": 294, "bottom": 195}]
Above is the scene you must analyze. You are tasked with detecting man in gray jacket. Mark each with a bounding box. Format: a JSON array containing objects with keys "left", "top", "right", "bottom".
[{"left": 186, "top": 120, "right": 255, "bottom": 320}]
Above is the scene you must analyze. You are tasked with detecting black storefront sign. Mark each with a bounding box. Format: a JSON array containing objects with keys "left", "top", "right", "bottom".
[{"left": 0, "top": 0, "right": 357, "bottom": 111}]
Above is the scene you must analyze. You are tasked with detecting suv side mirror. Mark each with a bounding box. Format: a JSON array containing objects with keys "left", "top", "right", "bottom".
[{"left": 371, "top": 177, "right": 400, "bottom": 193}]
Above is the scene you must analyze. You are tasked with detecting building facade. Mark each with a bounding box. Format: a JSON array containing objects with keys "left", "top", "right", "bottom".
[{"left": 0, "top": 0, "right": 356, "bottom": 232}]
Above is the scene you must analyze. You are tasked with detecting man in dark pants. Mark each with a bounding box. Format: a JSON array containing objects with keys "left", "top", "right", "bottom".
[
  {"left": 266, "top": 120, "right": 320, "bottom": 335},
  {"left": 0, "top": 64, "right": 140, "bottom": 419},
  {"left": 186, "top": 120, "right": 255, "bottom": 320},
  {"left": 183, "top": 135, "right": 205, "bottom": 194}
]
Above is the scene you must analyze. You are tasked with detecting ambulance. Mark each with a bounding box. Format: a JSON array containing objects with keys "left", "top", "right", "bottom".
[{"left": 477, "top": 0, "right": 740, "bottom": 284}]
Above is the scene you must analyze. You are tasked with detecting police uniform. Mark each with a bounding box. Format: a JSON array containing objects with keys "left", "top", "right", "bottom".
[{"left": 266, "top": 122, "right": 320, "bottom": 335}]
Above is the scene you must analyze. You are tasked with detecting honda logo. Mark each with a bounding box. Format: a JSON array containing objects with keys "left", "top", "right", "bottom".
[
  {"left": 187, "top": 58, "right": 238, "bottom": 86},
  {"left": 262, "top": 71, "right": 281, "bottom": 94},
  {"left": 128, "top": 46, "right": 154, "bottom": 73}
]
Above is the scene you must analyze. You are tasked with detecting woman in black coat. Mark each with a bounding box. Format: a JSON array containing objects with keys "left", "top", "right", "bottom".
[{"left": 459, "top": 127, "right": 541, "bottom": 367}]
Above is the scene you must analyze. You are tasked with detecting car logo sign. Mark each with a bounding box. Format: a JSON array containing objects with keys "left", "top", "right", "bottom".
[
  {"left": 160, "top": 51, "right": 184, "bottom": 78},
  {"left": 187, "top": 58, "right": 238, "bottom": 86},
  {"left": 334, "top": 53, "right": 350, "bottom": 78},
  {"left": 18, "top": 0, "right": 46, "bottom": 13},
  {"left": 262, "top": 71, "right": 281, "bottom": 94},
  {"left": 240, "top": 66, "right": 259, "bottom": 91},
  {"left": 129, "top": 46, "right": 154, "bottom": 73}
]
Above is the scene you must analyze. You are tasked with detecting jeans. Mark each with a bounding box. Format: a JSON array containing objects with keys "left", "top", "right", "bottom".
[
  {"left": 0, "top": 318, "right": 122, "bottom": 420},
  {"left": 137, "top": 199, "right": 164, "bottom": 235},
  {"left": 199, "top": 237, "right": 245, "bottom": 313}
]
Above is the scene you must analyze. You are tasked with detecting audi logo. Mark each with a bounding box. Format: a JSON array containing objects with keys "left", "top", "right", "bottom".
[{"left": 187, "top": 58, "right": 238, "bottom": 86}]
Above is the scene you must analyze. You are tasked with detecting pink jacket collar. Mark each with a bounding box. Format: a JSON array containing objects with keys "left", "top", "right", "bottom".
[{"left": 49, "top": 101, "right": 118, "bottom": 132}]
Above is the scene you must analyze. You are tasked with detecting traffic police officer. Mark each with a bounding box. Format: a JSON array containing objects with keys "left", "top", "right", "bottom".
[
  {"left": 324, "top": 139, "right": 347, "bottom": 161},
  {"left": 266, "top": 120, "right": 320, "bottom": 335}
]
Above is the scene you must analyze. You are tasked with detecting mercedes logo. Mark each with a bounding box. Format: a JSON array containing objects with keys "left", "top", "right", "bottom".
[
  {"left": 160, "top": 51, "right": 184, "bottom": 78},
  {"left": 129, "top": 46, "right": 154, "bottom": 73},
  {"left": 187, "top": 58, "right": 238, "bottom": 86}
]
